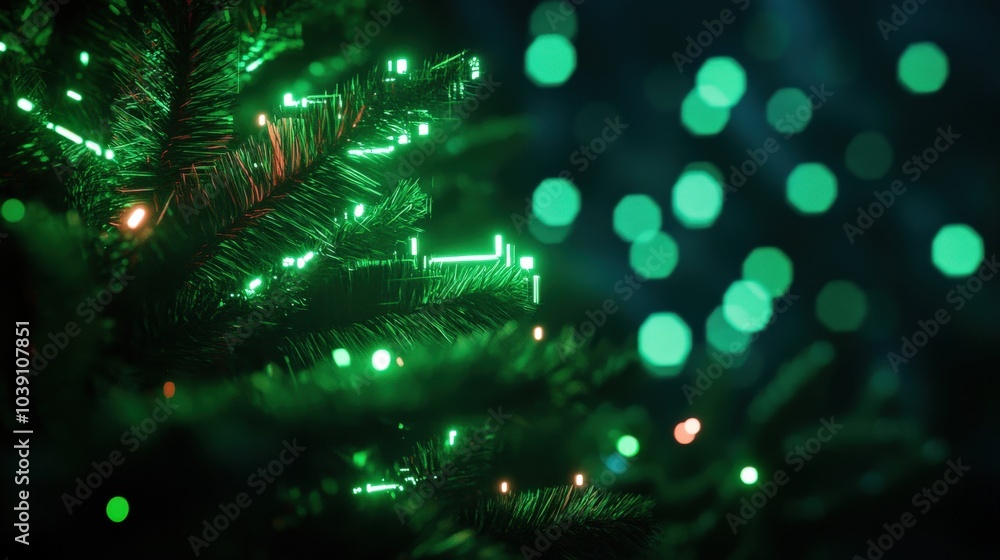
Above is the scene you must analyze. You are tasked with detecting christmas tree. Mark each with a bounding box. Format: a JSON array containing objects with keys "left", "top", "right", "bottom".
[{"left": 3, "top": 0, "right": 996, "bottom": 559}]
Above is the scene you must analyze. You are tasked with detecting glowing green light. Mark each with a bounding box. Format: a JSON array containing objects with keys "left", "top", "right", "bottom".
[
  {"left": 638, "top": 312, "right": 691, "bottom": 368},
  {"left": 430, "top": 254, "right": 499, "bottom": 264},
  {"left": 494, "top": 234, "right": 503, "bottom": 256},
  {"left": 816, "top": 280, "right": 868, "bottom": 332},
  {"left": 742, "top": 247, "right": 793, "bottom": 298},
  {"left": 532, "top": 177, "right": 580, "bottom": 227},
  {"left": 296, "top": 258, "right": 306, "bottom": 269},
  {"left": 66, "top": 90, "right": 82, "bottom": 101},
  {"left": 104, "top": 149, "right": 114, "bottom": 160},
  {"left": 0, "top": 41, "right": 6, "bottom": 52},
  {"left": 304, "top": 251, "right": 315, "bottom": 261},
  {"left": 448, "top": 430, "right": 457, "bottom": 445},
  {"left": 246, "top": 59, "right": 263, "bottom": 72},
  {"left": 672, "top": 170, "right": 723, "bottom": 228},
  {"left": 283, "top": 93, "right": 296, "bottom": 107},
  {"left": 398, "top": 134, "right": 409, "bottom": 144},
  {"left": 723, "top": 280, "right": 773, "bottom": 333},
  {"left": 525, "top": 34, "right": 576, "bottom": 87},
  {"left": 352, "top": 450, "right": 369, "bottom": 468},
  {"left": 410, "top": 237, "right": 417, "bottom": 256},
  {"left": 366, "top": 483, "right": 397, "bottom": 493},
  {"left": 333, "top": 348, "right": 351, "bottom": 367},
  {"left": 931, "top": 224, "right": 984, "bottom": 277},
  {"left": 282, "top": 257, "right": 294, "bottom": 267},
  {"left": 529, "top": 1, "right": 578, "bottom": 38},
  {"left": 706, "top": 306, "right": 750, "bottom": 354},
  {"left": 372, "top": 349, "right": 391, "bottom": 371},
  {"left": 16, "top": 98, "right": 33, "bottom": 112},
  {"left": 898, "top": 42, "right": 949, "bottom": 94},
  {"left": 418, "top": 123, "right": 429, "bottom": 136},
  {"left": 106, "top": 496, "right": 128, "bottom": 522},
  {"left": 80, "top": 51, "right": 89, "bottom": 66},
  {"left": 845, "top": 131, "right": 893, "bottom": 180},
  {"left": 54, "top": 125, "right": 83, "bottom": 144},
  {"left": 766, "top": 88, "right": 812, "bottom": 135},
  {"left": 695, "top": 57, "right": 747, "bottom": 108},
  {"left": 520, "top": 256, "right": 534, "bottom": 270},
  {"left": 354, "top": 204, "right": 364, "bottom": 218},
  {"left": 2, "top": 199, "right": 26, "bottom": 223},
  {"left": 630, "top": 231, "right": 678, "bottom": 280},
  {"left": 786, "top": 163, "right": 838, "bottom": 214},
  {"left": 248, "top": 278, "right": 262, "bottom": 291},
  {"left": 396, "top": 58, "right": 407, "bottom": 74},
  {"left": 613, "top": 194, "right": 662, "bottom": 242},
  {"left": 616, "top": 435, "right": 640, "bottom": 457},
  {"left": 85, "top": 140, "right": 101, "bottom": 156},
  {"left": 740, "top": 467, "right": 758, "bottom": 485},
  {"left": 681, "top": 89, "right": 730, "bottom": 136}
]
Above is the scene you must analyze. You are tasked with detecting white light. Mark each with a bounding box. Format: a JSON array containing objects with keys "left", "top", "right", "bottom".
[
  {"left": 66, "top": 90, "right": 82, "bottom": 101},
  {"left": 533, "top": 326, "right": 543, "bottom": 341},
  {"left": 283, "top": 93, "right": 295, "bottom": 106},
  {"left": 575, "top": 474, "right": 584, "bottom": 486},
  {"left": 16, "top": 98, "right": 33, "bottom": 112},
  {"left": 398, "top": 134, "right": 409, "bottom": 144},
  {"left": 354, "top": 204, "right": 364, "bottom": 217},
  {"left": 396, "top": 58, "right": 407, "bottom": 74},
  {"left": 248, "top": 278, "right": 262, "bottom": 290},
  {"left": 418, "top": 123, "right": 429, "bottom": 136},
  {"left": 500, "top": 481, "right": 509, "bottom": 493},
  {"left": 104, "top": 149, "right": 115, "bottom": 160},
  {"left": 126, "top": 208, "right": 146, "bottom": 229},
  {"left": 520, "top": 256, "right": 534, "bottom": 270},
  {"left": 258, "top": 114, "right": 266, "bottom": 126}
]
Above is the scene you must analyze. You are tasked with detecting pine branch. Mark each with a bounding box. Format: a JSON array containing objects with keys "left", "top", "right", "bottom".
[
  {"left": 108, "top": 0, "right": 236, "bottom": 201},
  {"left": 280, "top": 260, "right": 534, "bottom": 368},
  {"left": 469, "top": 486, "right": 661, "bottom": 560}
]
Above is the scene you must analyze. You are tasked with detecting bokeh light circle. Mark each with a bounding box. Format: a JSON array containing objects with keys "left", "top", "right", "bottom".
[
  {"left": 845, "top": 132, "right": 894, "bottom": 180},
  {"left": 723, "top": 280, "right": 773, "bottom": 333},
  {"left": 107, "top": 496, "right": 129, "bottom": 522},
  {"left": 638, "top": 312, "right": 692, "bottom": 368},
  {"left": 766, "top": 88, "right": 812, "bottom": 135},
  {"left": 2, "top": 198, "right": 26, "bottom": 223},
  {"left": 786, "top": 163, "right": 838, "bottom": 214},
  {"left": 672, "top": 171, "right": 724, "bottom": 228},
  {"left": 740, "top": 467, "right": 759, "bottom": 485},
  {"left": 681, "top": 90, "right": 730, "bottom": 136},
  {"left": 742, "top": 247, "right": 793, "bottom": 298},
  {"left": 630, "top": 231, "right": 679, "bottom": 280},
  {"left": 898, "top": 42, "right": 949, "bottom": 94},
  {"left": 695, "top": 57, "right": 747, "bottom": 108},
  {"left": 674, "top": 422, "right": 696, "bottom": 444},
  {"left": 684, "top": 418, "right": 701, "bottom": 435},
  {"left": 706, "top": 306, "right": 751, "bottom": 354},
  {"left": 931, "top": 224, "right": 984, "bottom": 277},
  {"left": 525, "top": 34, "right": 576, "bottom": 87},
  {"left": 816, "top": 280, "right": 868, "bottom": 332},
  {"left": 529, "top": 1, "right": 578, "bottom": 38},
  {"left": 616, "top": 435, "right": 640, "bottom": 457},
  {"left": 532, "top": 178, "right": 581, "bottom": 227},
  {"left": 613, "top": 194, "right": 662, "bottom": 242}
]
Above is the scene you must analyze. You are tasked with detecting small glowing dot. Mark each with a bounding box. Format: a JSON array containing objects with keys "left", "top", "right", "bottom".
[
  {"left": 533, "top": 326, "right": 543, "bottom": 340},
  {"left": 104, "top": 149, "right": 114, "bottom": 160},
  {"left": 126, "top": 207, "right": 146, "bottom": 229},
  {"left": 684, "top": 418, "right": 701, "bottom": 435},
  {"left": 163, "top": 381, "right": 175, "bottom": 399},
  {"left": 616, "top": 435, "right": 640, "bottom": 457},
  {"left": 106, "top": 496, "right": 128, "bottom": 522},
  {"left": 354, "top": 204, "right": 364, "bottom": 218},
  {"left": 2, "top": 199, "right": 26, "bottom": 223},
  {"left": 673, "top": 422, "right": 696, "bottom": 444},
  {"left": 66, "top": 90, "right": 83, "bottom": 101},
  {"left": 574, "top": 474, "right": 584, "bottom": 486},
  {"left": 740, "top": 467, "right": 759, "bottom": 485},
  {"left": 372, "top": 349, "right": 391, "bottom": 371},
  {"left": 80, "top": 51, "right": 89, "bottom": 66},
  {"left": 396, "top": 357, "right": 404, "bottom": 366},
  {"left": 16, "top": 98, "right": 33, "bottom": 112},
  {"left": 501, "top": 481, "right": 509, "bottom": 493},
  {"left": 258, "top": 114, "right": 266, "bottom": 126},
  {"left": 332, "top": 348, "right": 351, "bottom": 367}
]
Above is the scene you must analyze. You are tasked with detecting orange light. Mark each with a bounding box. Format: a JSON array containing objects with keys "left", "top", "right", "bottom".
[
  {"left": 574, "top": 474, "right": 584, "bottom": 486},
  {"left": 500, "top": 481, "right": 509, "bottom": 493},
  {"left": 673, "top": 422, "right": 695, "bottom": 444},
  {"left": 683, "top": 418, "right": 701, "bottom": 435},
  {"left": 126, "top": 207, "right": 146, "bottom": 229},
  {"left": 163, "top": 381, "right": 175, "bottom": 399},
  {"left": 533, "top": 326, "right": 543, "bottom": 340}
]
